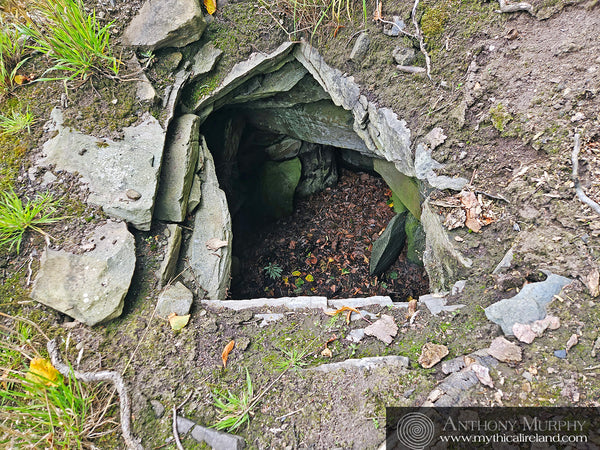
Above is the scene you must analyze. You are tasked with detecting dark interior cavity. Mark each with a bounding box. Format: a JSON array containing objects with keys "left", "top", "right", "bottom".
[{"left": 199, "top": 109, "right": 429, "bottom": 301}]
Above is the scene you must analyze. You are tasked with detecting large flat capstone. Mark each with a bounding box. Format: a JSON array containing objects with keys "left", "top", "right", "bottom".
[
  {"left": 38, "top": 108, "right": 165, "bottom": 231},
  {"left": 30, "top": 221, "right": 135, "bottom": 326},
  {"left": 123, "top": 0, "right": 206, "bottom": 50}
]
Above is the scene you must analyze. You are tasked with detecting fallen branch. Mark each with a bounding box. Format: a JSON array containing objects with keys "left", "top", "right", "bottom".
[
  {"left": 571, "top": 133, "right": 600, "bottom": 216},
  {"left": 172, "top": 407, "right": 184, "bottom": 450},
  {"left": 47, "top": 339, "right": 143, "bottom": 450},
  {"left": 411, "top": 0, "right": 432, "bottom": 80},
  {"left": 496, "top": 0, "right": 533, "bottom": 13},
  {"left": 397, "top": 65, "right": 426, "bottom": 74}
]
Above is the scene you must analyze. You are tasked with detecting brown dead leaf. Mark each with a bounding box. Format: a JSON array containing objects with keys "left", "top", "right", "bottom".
[
  {"left": 222, "top": 340, "right": 235, "bottom": 368},
  {"left": 406, "top": 297, "right": 417, "bottom": 320},
  {"left": 584, "top": 268, "right": 600, "bottom": 297},
  {"left": 444, "top": 208, "right": 466, "bottom": 230},
  {"left": 321, "top": 347, "right": 333, "bottom": 358},
  {"left": 373, "top": 1, "right": 383, "bottom": 21},
  {"left": 324, "top": 306, "right": 361, "bottom": 324},
  {"left": 461, "top": 191, "right": 482, "bottom": 233}
]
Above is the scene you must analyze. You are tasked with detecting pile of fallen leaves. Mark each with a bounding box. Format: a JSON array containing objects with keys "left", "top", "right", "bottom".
[
  {"left": 434, "top": 189, "right": 496, "bottom": 233},
  {"left": 231, "top": 169, "right": 429, "bottom": 301}
]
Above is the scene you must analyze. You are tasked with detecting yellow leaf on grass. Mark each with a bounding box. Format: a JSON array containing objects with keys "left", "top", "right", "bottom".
[
  {"left": 292, "top": 270, "right": 301, "bottom": 277},
  {"left": 204, "top": 0, "right": 217, "bottom": 15},
  {"left": 305, "top": 274, "right": 314, "bottom": 282},
  {"left": 222, "top": 340, "right": 235, "bottom": 368},
  {"left": 168, "top": 313, "right": 190, "bottom": 330},
  {"left": 13, "top": 74, "right": 27, "bottom": 85},
  {"left": 27, "top": 358, "right": 60, "bottom": 387}
]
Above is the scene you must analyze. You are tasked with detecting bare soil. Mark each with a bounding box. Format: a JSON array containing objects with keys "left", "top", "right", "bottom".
[{"left": 2, "top": 0, "right": 600, "bottom": 449}]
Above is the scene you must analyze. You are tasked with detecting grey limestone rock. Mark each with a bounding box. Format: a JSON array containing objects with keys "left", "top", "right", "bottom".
[
  {"left": 156, "top": 282, "right": 193, "bottom": 317},
  {"left": 296, "top": 144, "right": 338, "bottom": 197},
  {"left": 155, "top": 114, "right": 200, "bottom": 222},
  {"left": 350, "top": 33, "right": 370, "bottom": 62},
  {"left": 185, "top": 137, "right": 232, "bottom": 299},
  {"left": 123, "top": 0, "right": 206, "bottom": 50},
  {"left": 264, "top": 136, "right": 302, "bottom": 161},
  {"left": 370, "top": 212, "right": 408, "bottom": 276},
  {"left": 485, "top": 273, "right": 572, "bottom": 335},
  {"left": 157, "top": 224, "right": 182, "bottom": 286},
  {"left": 31, "top": 221, "right": 135, "bottom": 326},
  {"left": 38, "top": 108, "right": 165, "bottom": 231},
  {"left": 392, "top": 46, "right": 416, "bottom": 66}
]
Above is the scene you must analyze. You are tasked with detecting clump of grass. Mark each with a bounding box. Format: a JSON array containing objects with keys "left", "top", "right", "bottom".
[
  {"left": 262, "top": 0, "right": 367, "bottom": 40},
  {"left": 0, "top": 16, "right": 28, "bottom": 94},
  {"left": 0, "top": 107, "right": 33, "bottom": 135},
  {"left": 0, "top": 316, "right": 117, "bottom": 448},
  {"left": 274, "top": 346, "right": 310, "bottom": 372},
  {"left": 212, "top": 368, "right": 254, "bottom": 432},
  {"left": 0, "top": 189, "right": 63, "bottom": 253},
  {"left": 18, "top": 0, "right": 120, "bottom": 81}
]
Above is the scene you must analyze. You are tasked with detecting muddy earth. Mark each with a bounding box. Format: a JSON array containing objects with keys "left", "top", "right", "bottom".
[{"left": 1, "top": 0, "right": 600, "bottom": 448}]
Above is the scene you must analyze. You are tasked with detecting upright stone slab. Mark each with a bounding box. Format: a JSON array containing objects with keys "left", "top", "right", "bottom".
[
  {"left": 38, "top": 108, "right": 165, "bottom": 231},
  {"left": 259, "top": 158, "right": 301, "bottom": 219},
  {"left": 296, "top": 144, "right": 338, "bottom": 197},
  {"left": 30, "top": 222, "right": 135, "bottom": 326},
  {"left": 155, "top": 114, "right": 200, "bottom": 222},
  {"left": 185, "top": 137, "right": 232, "bottom": 299},
  {"left": 374, "top": 159, "right": 421, "bottom": 220},
  {"left": 369, "top": 212, "right": 408, "bottom": 276},
  {"left": 123, "top": 0, "right": 207, "bottom": 50}
]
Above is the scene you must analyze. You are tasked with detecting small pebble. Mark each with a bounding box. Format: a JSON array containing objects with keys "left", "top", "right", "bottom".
[
  {"left": 554, "top": 349, "right": 567, "bottom": 359},
  {"left": 126, "top": 189, "right": 142, "bottom": 200}
]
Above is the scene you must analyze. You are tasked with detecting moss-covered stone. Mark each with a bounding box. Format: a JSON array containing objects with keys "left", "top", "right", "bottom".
[{"left": 259, "top": 157, "right": 302, "bottom": 219}]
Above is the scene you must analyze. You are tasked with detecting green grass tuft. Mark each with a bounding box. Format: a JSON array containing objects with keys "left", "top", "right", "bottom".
[
  {"left": 212, "top": 368, "right": 254, "bottom": 432},
  {"left": 18, "top": 0, "right": 120, "bottom": 81},
  {"left": 0, "top": 107, "right": 33, "bottom": 135},
  {"left": 0, "top": 189, "right": 63, "bottom": 253}
]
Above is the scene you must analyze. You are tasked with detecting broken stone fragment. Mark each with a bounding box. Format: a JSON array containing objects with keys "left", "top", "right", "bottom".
[
  {"left": 157, "top": 224, "right": 182, "bottom": 287},
  {"left": 484, "top": 272, "right": 571, "bottom": 334},
  {"left": 31, "top": 221, "right": 135, "bottom": 326},
  {"left": 487, "top": 336, "right": 522, "bottom": 363},
  {"left": 418, "top": 343, "right": 449, "bottom": 368},
  {"left": 364, "top": 314, "right": 398, "bottom": 344},
  {"left": 156, "top": 282, "right": 193, "bottom": 318},
  {"left": 155, "top": 114, "right": 200, "bottom": 222},
  {"left": 38, "top": 108, "right": 165, "bottom": 231},
  {"left": 392, "top": 46, "right": 416, "bottom": 66},
  {"left": 123, "top": 0, "right": 207, "bottom": 51},
  {"left": 350, "top": 33, "right": 370, "bottom": 62}
]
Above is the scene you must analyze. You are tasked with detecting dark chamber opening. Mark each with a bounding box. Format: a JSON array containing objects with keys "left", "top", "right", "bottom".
[{"left": 200, "top": 109, "right": 429, "bottom": 301}]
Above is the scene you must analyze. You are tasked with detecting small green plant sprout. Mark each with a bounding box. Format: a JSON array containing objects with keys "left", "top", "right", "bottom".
[
  {"left": 263, "top": 262, "right": 283, "bottom": 280},
  {"left": 18, "top": 0, "right": 120, "bottom": 81},
  {"left": 212, "top": 368, "right": 254, "bottom": 432},
  {"left": 0, "top": 108, "right": 33, "bottom": 135},
  {"left": 274, "top": 346, "right": 310, "bottom": 372},
  {"left": 0, "top": 189, "right": 63, "bottom": 253},
  {"left": 348, "top": 342, "right": 359, "bottom": 356}
]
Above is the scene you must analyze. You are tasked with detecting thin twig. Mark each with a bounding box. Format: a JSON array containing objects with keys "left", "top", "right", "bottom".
[
  {"left": 411, "top": 0, "right": 432, "bottom": 80},
  {"left": 378, "top": 19, "right": 417, "bottom": 39},
  {"left": 572, "top": 133, "right": 600, "bottom": 216},
  {"left": 47, "top": 339, "right": 143, "bottom": 450},
  {"left": 172, "top": 407, "right": 184, "bottom": 450},
  {"left": 26, "top": 255, "right": 33, "bottom": 286}
]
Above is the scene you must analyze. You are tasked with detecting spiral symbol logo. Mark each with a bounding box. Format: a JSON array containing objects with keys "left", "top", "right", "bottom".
[{"left": 396, "top": 412, "right": 435, "bottom": 450}]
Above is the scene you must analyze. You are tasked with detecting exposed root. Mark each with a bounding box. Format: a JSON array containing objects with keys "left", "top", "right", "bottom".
[
  {"left": 172, "top": 407, "right": 184, "bottom": 450},
  {"left": 47, "top": 339, "right": 143, "bottom": 450},
  {"left": 411, "top": 0, "right": 432, "bottom": 80},
  {"left": 571, "top": 133, "right": 600, "bottom": 216},
  {"left": 497, "top": 0, "right": 533, "bottom": 14}
]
